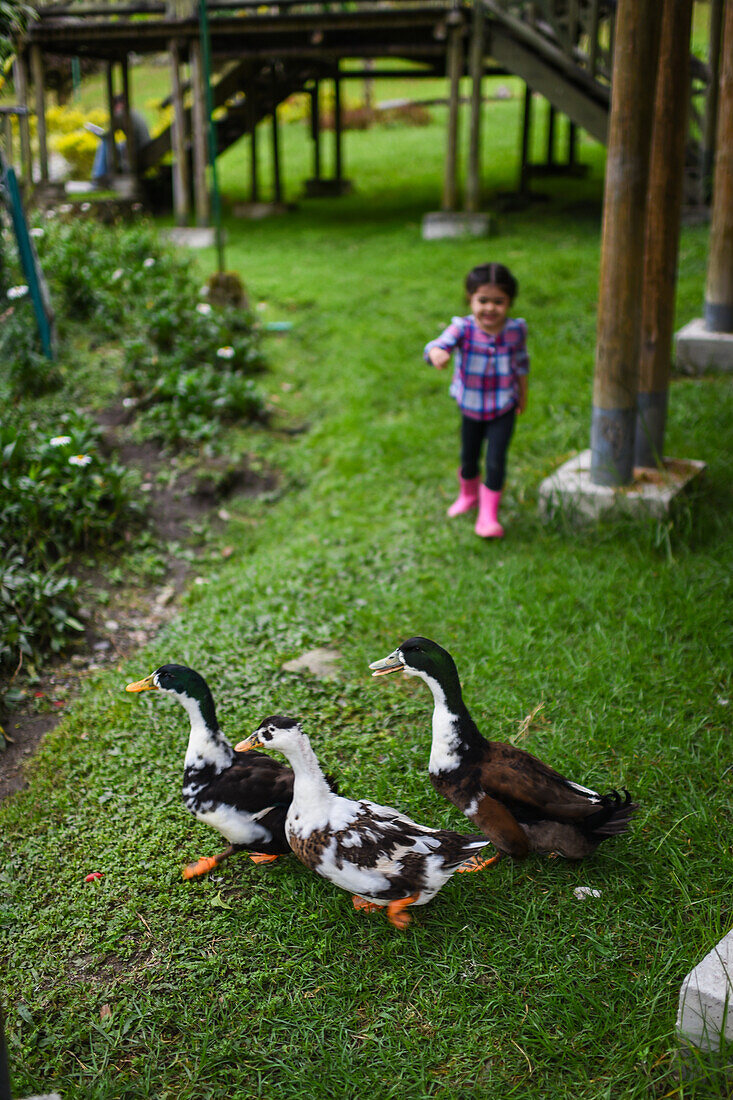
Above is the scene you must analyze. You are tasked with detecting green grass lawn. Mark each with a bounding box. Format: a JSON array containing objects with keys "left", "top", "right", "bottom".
[{"left": 2, "top": 84, "right": 733, "bottom": 1099}]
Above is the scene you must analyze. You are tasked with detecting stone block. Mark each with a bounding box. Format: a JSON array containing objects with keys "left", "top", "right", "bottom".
[
  {"left": 677, "top": 930, "right": 733, "bottom": 1053},
  {"left": 421, "top": 211, "right": 492, "bottom": 240},
  {"left": 538, "top": 449, "right": 705, "bottom": 522},
  {"left": 675, "top": 318, "right": 733, "bottom": 374}
]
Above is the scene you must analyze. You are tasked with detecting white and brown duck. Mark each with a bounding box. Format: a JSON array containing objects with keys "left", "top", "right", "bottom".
[{"left": 235, "top": 715, "right": 494, "bottom": 929}]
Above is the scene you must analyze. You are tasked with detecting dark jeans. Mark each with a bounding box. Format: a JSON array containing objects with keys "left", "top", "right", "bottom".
[{"left": 459, "top": 407, "right": 516, "bottom": 491}]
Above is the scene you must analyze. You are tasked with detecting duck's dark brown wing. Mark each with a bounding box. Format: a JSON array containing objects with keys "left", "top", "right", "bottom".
[
  {"left": 203, "top": 750, "right": 294, "bottom": 814},
  {"left": 477, "top": 743, "right": 608, "bottom": 822}
]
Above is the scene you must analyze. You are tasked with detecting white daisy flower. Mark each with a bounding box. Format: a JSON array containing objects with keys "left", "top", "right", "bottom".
[
  {"left": 80, "top": 203, "right": 91, "bottom": 212},
  {"left": 68, "top": 454, "right": 92, "bottom": 467},
  {"left": 30, "top": 227, "right": 44, "bottom": 238},
  {"left": 143, "top": 257, "right": 155, "bottom": 268},
  {"left": 111, "top": 268, "right": 124, "bottom": 282},
  {"left": 7, "top": 285, "right": 28, "bottom": 300},
  {"left": 50, "top": 435, "right": 72, "bottom": 447},
  {"left": 216, "top": 346, "right": 235, "bottom": 359},
  {"left": 196, "top": 302, "right": 212, "bottom": 316}
]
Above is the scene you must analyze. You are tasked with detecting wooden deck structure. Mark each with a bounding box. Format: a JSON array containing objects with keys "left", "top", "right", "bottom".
[
  {"left": 8, "top": 0, "right": 628, "bottom": 219},
  {"left": 5, "top": 1, "right": 716, "bottom": 226}
]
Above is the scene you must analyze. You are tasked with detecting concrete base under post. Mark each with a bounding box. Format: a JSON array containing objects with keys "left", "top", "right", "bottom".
[
  {"left": 677, "top": 929, "right": 733, "bottom": 1071},
  {"left": 304, "top": 178, "right": 352, "bottom": 198},
  {"left": 538, "top": 449, "right": 706, "bottom": 522},
  {"left": 163, "top": 227, "right": 218, "bottom": 248},
  {"left": 675, "top": 318, "right": 733, "bottom": 374},
  {"left": 421, "top": 211, "right": 492, "bottom": 240}
]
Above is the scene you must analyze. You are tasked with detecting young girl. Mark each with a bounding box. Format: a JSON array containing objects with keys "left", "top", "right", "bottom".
[{"left": 424, "top": 262, "right": 529, "bottom": 538}]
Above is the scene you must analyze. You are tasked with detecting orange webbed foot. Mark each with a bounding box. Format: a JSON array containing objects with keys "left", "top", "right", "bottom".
[
  {"left": 249, "top": 853, "right": 280, "bottom": 865},
  {"left": 456, "top": 852, "right": 501, "bottom": 874},
  {"left": 352, "top": 895, "right": 381, "bottom": 913},
  {"left": 386, "top": 893, "right": 420, "bottom": 929},
  {"left": 182, "top": 855, "right": 218, "bottom": 880}
]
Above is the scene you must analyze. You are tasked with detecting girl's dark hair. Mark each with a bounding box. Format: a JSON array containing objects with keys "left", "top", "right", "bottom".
[{"left": 465, "top": 262, "right": 518, "bottom": 300}]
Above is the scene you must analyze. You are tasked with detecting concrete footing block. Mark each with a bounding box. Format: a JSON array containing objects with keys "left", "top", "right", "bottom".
[
  {"left": 163, "top": 227, "right": 219, "bottom": 249},
  {"left": 675, "top": 318, "right": 733, "bottom": 374},
  {"left": 538, "top": 449, "right": 706, "bottom": 522},
  {"left": 421, "top": 211, "right": 492, "bottom": 240},
  {"left": 677, "top": 930, "right": 733, "bottom": 1056}
]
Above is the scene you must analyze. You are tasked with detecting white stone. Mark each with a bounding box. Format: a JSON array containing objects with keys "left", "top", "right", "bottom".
[
  {"left": 163, "top": 227, "right": 218, "bottom": 249},
  {"left": 675, "top": 318, "right": 733, "bottom": 374},
  {"left": 677, "top": 929, "right": 733, "bottom": 1053},
  {"left": 421, "top": 211, "right": 492, "bottom": 240},
  {"left": 538, "top": 449, "right": 706, "bottom": 522},
  {"left": 282, "top": 648, "right": 341, "bottom": 679}
]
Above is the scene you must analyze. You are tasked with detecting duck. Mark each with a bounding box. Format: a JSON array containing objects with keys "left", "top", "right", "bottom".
[
  {"left": 234, "top": 715, "right": 495, "bottom": 929},
  {"left": 125, "top": 664, "right": 294, "bottom": 879},
  {"left": 369, "top": 637, "right": 638, "bottom": 862}
]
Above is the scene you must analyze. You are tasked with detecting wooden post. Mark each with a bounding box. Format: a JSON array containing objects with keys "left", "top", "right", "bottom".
[
  {"left": 13, "top": 56, "right": 32, "bottom": 184},
  {"left": 567, "top": 120, "right": 577, "bottom": 171},
  {"left": 465, "top": 3, "right": 484, "bottom": 213},
  {"left": 169, "top": 39, "right": 190, "bottom": 225},
  {"left": 442, "top": 16, "right": 463, "bottom": 212},
  {"left": 120, "top": 56, "right": 136, "bottom": 176},
  {"left": 105, "top": 63, "right": 119, "bottom": 174},
  {"left": 702, "top": 0, "right": 724, "bottom": 195},
  {"left": 248, "top": 77, "right": 259, "bottom": 202},
  {"left": 704, "top": 0, "right": 733, "bottom": 333},
  {"left": 546, "top": 103, "right": 556, "bottom": 167},
  {"left": 635, "top": 0, "right": 694, "bottom": 469},
  {"left": 590, "top": 0, "right": 663, "bottom": 487},
  {"left": 29, "top": 45, "right": 49, "bottom": 184},
  {"left": 311, "top": 81, "right": 321, "bottom": 180},
  {"left": 271, "top": 67, "right": 282, "bottom": 204},
  {"left": 189, "top": 39, "right": 210, "bottom": 225},
  {"left": 334, "top": 69, "right": 342, "bottom": 182},
  {"left": 518, "top": 83, "right": 532, "bottom": 195}
]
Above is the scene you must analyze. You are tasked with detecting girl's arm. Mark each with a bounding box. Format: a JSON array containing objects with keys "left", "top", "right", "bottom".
[
  {"left": 424, "top": 317, "right": 466, "bottom": 370},
  {"left": 517, "top": 374, "right": 528, "bottom": 413},
  {"left": 428, "top": 346, "right": 451, "bottom": 370}
]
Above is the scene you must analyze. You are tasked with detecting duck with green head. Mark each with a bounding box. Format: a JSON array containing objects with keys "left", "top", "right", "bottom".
[
  {"left": 369, "top": 637, "right": 638, "bottom": 863},
  {"left": 126, "top": 664, "right": 294, "bottom": 878}
]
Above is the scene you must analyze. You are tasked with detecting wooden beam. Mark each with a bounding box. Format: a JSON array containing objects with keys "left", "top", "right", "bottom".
[
  {"left": 29, "top": 45, "right": 49, "bottom": 183},
  {"left": 442, "top": 16, "right": 463, "bottom": 212},
  {"left": 189, "top": 38, "right": 210, "bottom": 225},
  {"left": 465, "top": 3, "right": 484, "bottom": 213},
  {"left": 334, "top": 68, "right": 342, "bottom": 181},
  {"left": 120, "top": 54, "right": 137, "bottom": 175},
  {"left": 169, "top": 38, "right": 190, "bottom": 224},
  {"left": 311, "top": 80, "right": 321, "bottom": 179},
  {"left": 590, "top": 0, "right": 663, "bottom": 486},
  {"left": 705, "top": 0, "right": 733, "bottom": 332},
  {"left": 635, "top": 0, "right": 694, "bottom": 468},
  {"left": 248, "top": 75, "right": 259, "bottom": 202},
  {"left": 702, "top": 0, "right": 725, "bottom": 192},
  {"left": 13, "top": 56, "right": 32, "bottom": 184},
  {"left": 518, "top": 82, "right": 532, "bottom": 194},
  {"left": 105, "top": 62, "right": 119, "bottom": 173}
]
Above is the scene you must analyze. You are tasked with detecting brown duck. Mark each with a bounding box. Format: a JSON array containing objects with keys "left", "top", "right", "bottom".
[{"left": 369, "top": 637, "right": 638, "bottom": 863}]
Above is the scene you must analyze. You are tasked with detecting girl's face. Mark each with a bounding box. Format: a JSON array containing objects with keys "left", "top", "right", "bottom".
[{"left": 469, "top": 283, "right": 512, "bottom": 335}]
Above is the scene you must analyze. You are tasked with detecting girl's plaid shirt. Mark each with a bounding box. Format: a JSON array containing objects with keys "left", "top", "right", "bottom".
[{"left": 424, "top": 315, "right": 529, "bottom": 420}]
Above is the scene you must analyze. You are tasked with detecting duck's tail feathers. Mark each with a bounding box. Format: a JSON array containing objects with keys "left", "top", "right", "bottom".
[
  {"left": 444, "top": 836, "right": 493, "bottom": 870},
  {"left": 588, "top": 789, "right": 639, "bottom": 838}
]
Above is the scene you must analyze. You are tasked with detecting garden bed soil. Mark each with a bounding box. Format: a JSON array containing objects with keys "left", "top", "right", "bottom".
[{"left": 0, "top": 416, "right": 276, "bottom": 804}]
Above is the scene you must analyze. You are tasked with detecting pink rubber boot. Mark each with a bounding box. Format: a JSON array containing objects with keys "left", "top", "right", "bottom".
[
  {"left": 475, "top": 485, "right": 504, "bottom": 538},
  {"left": 447, "top": 473, "right": 480, "bottom": 517}
]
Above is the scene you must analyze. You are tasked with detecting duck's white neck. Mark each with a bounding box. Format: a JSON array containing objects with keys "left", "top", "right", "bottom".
[
  {"left": 284, "top": 734, "right": 337, "bottom": 834},
  {"left": 416, "top": 671, "right": 464, "bottom": 775},
  {"left": 179, "top": 693, "right": 234, "bottom": 772}
]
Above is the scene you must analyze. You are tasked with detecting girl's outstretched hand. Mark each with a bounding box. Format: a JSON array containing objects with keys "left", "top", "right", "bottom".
[{"left": 429, "top": 347, "right": 451, "bottom": 370}]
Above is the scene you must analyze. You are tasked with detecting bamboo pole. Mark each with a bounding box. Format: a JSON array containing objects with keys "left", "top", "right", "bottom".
[
  {"left": 590, "top": 0, "right": 663, "bottom": 487},
  {"left": 29, "top": 45, "right": 49, "bottom": 184},
  {"left": 704, "top": 0, "right": 733, "bottom": 332},
  {"left": 169, "top": 39, "right": 190, "bottom": 225},
  {"left": 635, "top": 0, "right": 695, "bottom": 469},
  {"left": 442, "top": 18, "right": 463, "bottom": 212},
  {"left": 465, "top": 3, "right": 484, "bottom": 213}
]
